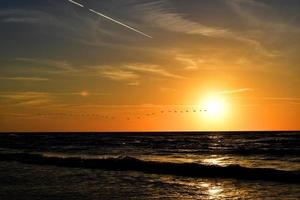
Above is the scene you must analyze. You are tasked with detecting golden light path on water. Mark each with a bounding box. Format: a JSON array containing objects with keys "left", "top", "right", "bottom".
[{"left": 156, "top": 176, "right": 246, "bottom": 200}]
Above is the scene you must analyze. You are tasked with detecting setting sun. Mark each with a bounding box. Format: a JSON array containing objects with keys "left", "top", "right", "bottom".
[
  {"left": 202, "top": 95, "right": 228, "bottom": 120},
  {"left": 0, "top": 1, "right": 299, "bottom": 200}
]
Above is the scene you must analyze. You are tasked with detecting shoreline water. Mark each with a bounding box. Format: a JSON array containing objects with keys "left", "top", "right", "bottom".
[{"left": 0, "top": 131, "right": 299, "bottom": 199}]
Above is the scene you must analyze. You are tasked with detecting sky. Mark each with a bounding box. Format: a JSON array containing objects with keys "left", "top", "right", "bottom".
[{"left": 0, "top": 0, "right": 299, "bottom": 131}]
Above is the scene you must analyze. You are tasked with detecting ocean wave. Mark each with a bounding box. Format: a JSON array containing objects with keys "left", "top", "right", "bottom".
[
  {"left": 0, "top": 152, "right": 299, "bottom": 183},
  {"left": 159, "top": 148, "right": 300, "bottom": 156}
]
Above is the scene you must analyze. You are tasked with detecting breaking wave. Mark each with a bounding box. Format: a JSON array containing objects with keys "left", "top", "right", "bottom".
[{"left": 0, "top": 152, "right": 299, "bottom": 183}]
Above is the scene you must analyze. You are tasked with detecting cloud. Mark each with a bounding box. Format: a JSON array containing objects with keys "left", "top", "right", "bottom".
[
  {"left": 0, "top": 91, "right": 110, "bottom": 107},
  {"left": 125, "top": 64, "right": 184, "bottom": 79},
  {"left": 128, "top": 82, "right": 140, "bottom": 86},
  {"left": 237, "top": 96, "right": 300, "bottom": 105},
  {"left": 0, "top": 92, "right": 53, "bottom": 106},
  {"left": 216, "top": 88, "right": 255, "bottom": 95},
  {"left": 0, "top": 9, "right": 46, "bottom": 24},
  {"left": 133, "top": 1, "right": 237, "bottom": 39},
  {"left": 100, "top": 68, "right": 139, "bottom": 81},
  {"left": 227, "top": 0, "right": 274, "bottom": 26},
  {"left": 63, "top": 92, "right": 110, "bottom": 96},
  {"left": 227, "top": 0, "right": 300, "bottom": 47},
  {"left": 0, "top": 7, "right": 120, "bottom": 47},
  {"left": 1, "top": 17, "right": 39, "bottom": 23},
  {"left": 0, "top": 77, "right": 50, "bottom": 81},
  {"left": 175, "top": 55, "right": 206, "bottom": 70},
  {"left": 175, "top": 56, "right": 198, "bottom": 70},
  {"left": 133, "top": 0, "right": 279, "bottom": 57},
  {"left": 142, "top": 7, "right": 229, "bottom": 38},
  {"left": 260, "top": 97, "right": 300, "bottom": 101},
  {"left": 11, "top": 58, "right": 184, "bottom": 82},
  {"left": 90, "top": 63, "right": 184, "bottom": 84},
  {"left": 13, "top": 58, "right": 78, "bottom": 74},
  {"left": 0, "top": 9, "right": 52, "bottom": 26}
]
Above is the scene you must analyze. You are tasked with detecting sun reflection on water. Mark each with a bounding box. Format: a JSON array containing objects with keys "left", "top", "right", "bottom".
[
  {"left": 199, "top": 182, "right": 224, "bottom": 200},
  {"left": 208, "top": 186, "right": 223, "bottom": 199},
  {"left": 158, "top": 176, "right": 229, "bottom": 200},
  {"left": 202, "top": 155, "right": 228, "bottom": 166}
]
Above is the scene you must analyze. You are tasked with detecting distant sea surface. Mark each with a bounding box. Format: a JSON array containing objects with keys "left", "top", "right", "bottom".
[{"left": 0, "top": 131, "right": 299, "bottom": 200}]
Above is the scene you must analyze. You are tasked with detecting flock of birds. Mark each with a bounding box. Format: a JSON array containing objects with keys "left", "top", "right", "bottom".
[{"left": 37, "top": 109, "right": 208, "bottom": 121}]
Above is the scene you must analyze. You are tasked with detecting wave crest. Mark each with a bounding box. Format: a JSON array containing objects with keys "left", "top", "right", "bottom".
[{"left": 0, "top": 152, "right": 299, "bottom": 183}]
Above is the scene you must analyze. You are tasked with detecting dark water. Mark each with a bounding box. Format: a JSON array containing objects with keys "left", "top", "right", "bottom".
[{"left": 0, "top": 132, "right": 299, "bottom": 199}]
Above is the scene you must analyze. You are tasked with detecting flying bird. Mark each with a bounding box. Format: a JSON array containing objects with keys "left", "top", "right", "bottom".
[{"left": 66, "top": 0, "right": 152, "bottom": 38}]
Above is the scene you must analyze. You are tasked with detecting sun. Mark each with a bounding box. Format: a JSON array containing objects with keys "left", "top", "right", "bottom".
[{"left": 202, "top": 95, "right": 227, "bottom": 119}]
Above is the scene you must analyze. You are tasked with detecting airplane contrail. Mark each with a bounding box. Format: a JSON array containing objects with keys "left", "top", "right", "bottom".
[
  {"left": 89, "top": 9, "right": 152, "bottom": 38},
  {"left": 68, "top": 0, "right": 84, "bottom": 8},
  {"left": 66, "top": 0, "right": 152, "bottom": 38}
]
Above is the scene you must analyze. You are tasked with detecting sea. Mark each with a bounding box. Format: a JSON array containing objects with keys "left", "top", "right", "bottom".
[{"left": 0, "top": 131, "right": 299, "bottom": 200}]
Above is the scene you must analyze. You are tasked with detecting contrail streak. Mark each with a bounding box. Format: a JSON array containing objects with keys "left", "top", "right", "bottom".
[
  {"left": 65, "top": 0, "right": 152, "bottom": 38},
  {"left": 68, "top": 0, "right": 84, "bottom": 8},
  {"left": 89, "top": 9, "right": 152, "bottom": 38}
]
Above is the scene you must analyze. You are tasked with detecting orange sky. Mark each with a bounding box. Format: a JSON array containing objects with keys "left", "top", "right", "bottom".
[{"left": 0, "top": 0, "right": 299, "bottom": 131}]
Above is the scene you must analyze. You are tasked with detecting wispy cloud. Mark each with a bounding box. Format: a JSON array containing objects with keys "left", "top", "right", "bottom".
[
  {"left": 13, "top": 58, "right": 78, "bottom": 74},
  {"left": 144, "top": 9, "right": 229, "bottom": 38},
  {"left": 64, "top": 92, "right": 109, "bottom": 96},
  {"left": 134, "top": 0, "right": 278, "bottom": 57},
  {"left": 0, "top": 91, "right": 109, "bottom": 107},
  {"left": 216, "top": 88, "right": 255, "bottom": 95},
  {"left": 134, "top": 1, "right": 232, "bottom": 38},
  {"left": 260, "top": 97, "right": 300, "bottom": 101},
  {"left": 0, "top": 8, "right": 118, "bottom": 46},
  {"left": 127, "top": 81, "right": 140, "bottom": 86},
  {"left": 11, "top": 58, "right": 184, "bottom": 82},
  {"left": 175, "top": 55, "right": 204, "bottom": 70},
  {"left": 0, "top": 77, "right": 50, "bottom": 81},
  {"left": 89, "top": 63, "right": 184, "bottom": 84},
  {"left": 1, "top": 17, "right": 39, "bottom": 23},
  {"left": 227, "top": 0, "right": 300, "bottom": 54},
  {"left": 227, "top": 0, "right": 274, "bottom": 26},
  {"left": 236, "top": 96, "right": 300, "bottom": 105},
  {"left": 100, "top": 68, "right": 139, "bottom": 81},
  {"left": 126, "top": 64, "right": 184, "bottom": 79},
  {"left": 0, "top": 92, "right": 53, "bottom": 106}
]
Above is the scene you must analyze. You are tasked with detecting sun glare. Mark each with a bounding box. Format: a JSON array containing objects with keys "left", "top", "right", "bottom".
[{"left": 202, "top": 95, "right": 227, "bottom": 119}]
